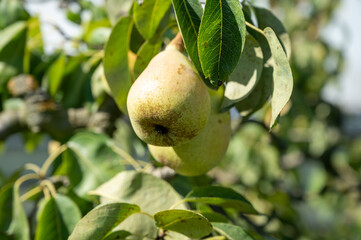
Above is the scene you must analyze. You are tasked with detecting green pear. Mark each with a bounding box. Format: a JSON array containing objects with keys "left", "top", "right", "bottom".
[
  {"left": 127, "top": 35, "right": 210, "bottom": 146},
  {"left": 148, "top": 86, "right": 231, "bottom": 176}
]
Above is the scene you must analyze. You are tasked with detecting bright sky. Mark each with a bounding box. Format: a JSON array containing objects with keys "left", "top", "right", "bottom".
[{"left": 24, "top": 0, "right": 361, "bottom": 113}]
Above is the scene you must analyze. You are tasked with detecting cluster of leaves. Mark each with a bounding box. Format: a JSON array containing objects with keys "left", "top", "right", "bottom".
[{"left": 103, "top": 0, "right": 293, "bottom": 128}]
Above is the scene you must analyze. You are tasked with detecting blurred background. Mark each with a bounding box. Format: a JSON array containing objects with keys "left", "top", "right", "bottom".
[{"left": 0, "top": 0, "right": 360, "bottom": 239}]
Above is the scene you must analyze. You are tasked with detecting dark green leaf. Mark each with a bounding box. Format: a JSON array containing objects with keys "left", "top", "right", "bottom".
[
  {"left": 35, "top": 194, "right": 81, "bottom": 240},
  {"left": 185, "top": 186, "right": 258, "bottom": 214},
  {"left": 7, "top": 182, "right": 30, "bottom": 240},
  {"left": 212, "top": 223, "right": 255, "bottom": 240},
  {"left": 103, "top": 17, "right": 133, "bottom": 114},
  {"left": 172, "top": 0, "right": 203, "bottom": 74},
  {"left": 154, "top": 209, "right": 212, "bottom": 238},
  {"left": 103, "top": 230, "right": 131, "bottom": 240},
  {"left": 91, "top": 171, "right": 186, "bottom": 215},
  {"left": 0, "top": 185, "right": 13, "bottom": 232},
  {"left": 198, "top": 0, "right": 246, "bottom": 86},
  {"left": 133, "top": 0, "right": 172, "bottom": 40},
  {"left": 254, "top": 7, "right": 291, "bottom": 58},
  {"left": 66, "top": 131, "right": 124, "bottom": 198},
  {"left": 133, "top": 40, "right": 162, "bottom": 79},
  {"left": 221, "top": 35, "right": 264, "bottom": 111},
  {"left": 42, "top": 52, "right": 66, "bottom": 97},
  {"left": 69, "top": 203, "right": 140, "bottom": 240},
  {"left": 263, "top": 27, "right": 293, "bottom": 128}
]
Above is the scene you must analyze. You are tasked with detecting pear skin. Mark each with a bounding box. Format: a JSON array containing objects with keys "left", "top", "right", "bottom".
[
  {"left": 127, "top": 42, "right": 210, "bottom": 146},
  {"left": 148, "top": 86, "right": 231, "bottom": 176}
]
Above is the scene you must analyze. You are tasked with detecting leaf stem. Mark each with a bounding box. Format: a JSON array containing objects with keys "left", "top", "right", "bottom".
[
  {"left": 245, "top": 21, "right": 264, "bottom": 35},
  {"left": 40, "top": 144, "right": 67, "bottom": 177},
  {"left": 20, "top": 186, "right": 42, "bottom": 202},
  {"left": 41, "top": 179, "right": 57, "bottom": 197},
  {"left": 139, "top": 211, "right": 154, "bottom": 220},
  {"left": 169, "top": 199, "right": 188, "bottom": 209},
  {"left": 24, "top": 163, "right": 41, "bottom": 174},
  {"left": 108, "top": 142, "right": 142, "bottom": 171},
  {"left": 15, "top": 173, "right": 40, "bottom": 188}
]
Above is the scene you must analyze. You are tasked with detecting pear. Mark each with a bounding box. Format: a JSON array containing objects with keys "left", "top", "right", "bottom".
[
  {"left": 148, "top": 86, "right": 232, "bottom": 176},
  {"left": 127, "top": 34, "right": 210, "bottom": 146}
]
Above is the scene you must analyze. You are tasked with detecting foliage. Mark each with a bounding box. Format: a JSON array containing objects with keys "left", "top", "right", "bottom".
[{"left": 0, "top": 0, "right": 359, "bottom": 240}]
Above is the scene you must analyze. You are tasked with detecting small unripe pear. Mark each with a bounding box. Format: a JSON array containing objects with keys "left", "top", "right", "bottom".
[
  {"left": 127, "top": 35, "right": 210, "bottom": 146},
  {"left": 148, "top": 86, "right": 231, "bottom": 176}
]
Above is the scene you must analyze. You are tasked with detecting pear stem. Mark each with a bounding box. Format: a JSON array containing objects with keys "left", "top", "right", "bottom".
[{"left": 166, "top": 32, "right": 185, "bottom": 52}]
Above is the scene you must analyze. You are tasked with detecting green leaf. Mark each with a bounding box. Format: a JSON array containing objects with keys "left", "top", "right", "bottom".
[
  {"left": 42, "top": 52, "right": 66, "bottom": 97},
  {"left": 263, "top": 27, "right": 293, "bottom": 128},
  {"left": 0, "top": 21, "right": 27, "bottom": 91},
  {"left": 0, "top": 0, "right": 29, "bottom": 30},
  {"left": 221, "top": 35, "right": 263, "bottom": 111},
  {"left": 172, "top": 0, "right": 203, "bottom": 74},
  {"left": 154, "top": 209, "right": 212, "bottom": 238},
  {"left": 133, "top": 0, "right": 172, "bottom": 40},
  {"left": 103, "top": 17, "right": 133, "bottom": 114},
  {"left": 35, "top": 194, "right": 81, "bottom": 240},
  {"left": 105, "top": 0, "right": 133, "bottom": 25},
  {"left": 7, "top": 182, "right": 29, "bottom": 240},
  {"left": 254, "top": 7, "right": 291, "bottom": 59},
  {"left": 0, "top": 185, "right": 13, "bottom": 232},
  {"left": 235, "top": 66, "right": 273, "bottom": 117},
  {"left": 133, "top": 39, "right": 162, "bottom": 79},
  {"left": 198, "top": 0, "right": 246, "bottom": 86},
  {"left": 185, "top": 186, "right": 258, "bottom": 214},
  {"left": 103, "top": 230, "right": 131, "bottom": 240},
  {"left": 69, "top": 203, "right": 140, "bottom": 240},
  {"left": 212, "top": 223, "right": 255, "bottom": 240},
  {"left": 91, "top": 171, "right": 186, "bottom": 215},
  {"left": 66, "top": 131, "right": 124, "bottom": 198}
]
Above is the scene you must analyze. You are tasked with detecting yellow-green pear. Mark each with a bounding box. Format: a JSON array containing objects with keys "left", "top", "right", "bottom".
[
  {"left": 127, "top": 34, "right": 210, "bottom": 146},
  {"left": 148, "top": 86, "right": 231, "bottom": 176}
]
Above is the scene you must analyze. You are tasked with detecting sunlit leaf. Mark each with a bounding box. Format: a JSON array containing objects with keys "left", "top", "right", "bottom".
[
  {"left": 172, "top": 0, "right": 203, "bottom": 74},
  {"left": 69, "top": 203, "right": 140, "bottom": 240},
  {"left": 35, "top": 194, "right": 81, "bottom": 240},
  {"left": 198, "top": 0, "right": 246, "bottom": 86},
  {"left": 154, "top": 209, "right": 212, "bottom": 238},
  {"left": 133, "top": 0, "right": 172, "bottom": 40},
  {"left": 221, "top": 35, "right": 263, "bottom": 111},
  {"left": 103, "top": 17, "right": 133, "bottom": 114},
  {"left": 185, "top": 186, "right": 258, "bottom": 214},
  {"left": 212, "top": 223, "right": 255, "bottom": 240},
  {"left": 264, "top": 27, "right": 293, "bottom": 128}
]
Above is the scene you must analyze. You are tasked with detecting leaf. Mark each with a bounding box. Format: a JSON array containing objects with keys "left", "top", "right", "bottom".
[
  {"left": 103, "top": 17, "right": 133, "bottom": 114},
  {"left": 133, "top": 0, "right": 172, "bottom": 40},
  {"left": 212, "top": 223, "right": 255, "bottom": 240},
  {"left": 263, "top": 27, "right": 293, "bottom": 128},
  {"left": 69, "top": 203, "right": 140, "bottom": 240},
  {"left": 0, "top": 21, "right": 27, "bottom": 91},
  {"left": 0, "top": 185, "right": 13, "bottom": 232},
  {"left": 154, "top": 209, "right": 212, "bottom": 238},
  {"left": 0, "top": 0, "right": 29, "bottom": 30},
  {"left": 7, "top": 182, "right": 30, "bottom": 240},
  {"left": 133, "top": 39, "right": 162, "bottom": 79},
  {"left": 105, "top": 0, "right": 133, "bottom": 25},
  {"left": 172, "top": 0, "right": 203, "bottom": 74},
  {"left": 254, "top": 7, "right": 291, "bottom": 59},
  {"left": 103, "top": 230, "right": 131, "bottom": 240},
  {"left": 35, "top": 194, "right": 82, "bottom": 240},
  {"left": 235, "top": 66, "right": 273, "bottom": 116},
  {"left": 66, "top": 131, "right": 124, "bottom": 198},
  {"left": 90, "top": 171, "right": 186, "bottom": 215},
  {"left": 221, "top": 35, "right": 264, "bottom": 111},
  {"left": 42, "top": 52, "right": 66, "bottom": 97},
  {"left": 185, "top": 186, "right": 258, "bottom": 214},
  {"left": 198, "top": 0, "right": 246, "bottom": 86}
]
